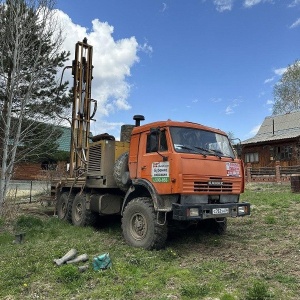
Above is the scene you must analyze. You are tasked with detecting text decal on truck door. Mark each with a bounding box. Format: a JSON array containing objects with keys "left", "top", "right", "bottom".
[
  {"left": 226, "top": 162, "right": 240, "bottom": 177},
  {"left": 152, "top": 162, "right": 170, "bottom": 183}
]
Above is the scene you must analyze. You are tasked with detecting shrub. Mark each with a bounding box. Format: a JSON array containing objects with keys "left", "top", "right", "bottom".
[
  {"left": 55, "top": 264, "right": 80, "bottom": 284},
  {"left": 244, "top": 280, "right": 274, "bottom": 300}
]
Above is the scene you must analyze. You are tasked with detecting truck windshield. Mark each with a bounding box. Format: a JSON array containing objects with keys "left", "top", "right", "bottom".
[{"left": 169, "top": 126, "right": 235, "bottom": 159}]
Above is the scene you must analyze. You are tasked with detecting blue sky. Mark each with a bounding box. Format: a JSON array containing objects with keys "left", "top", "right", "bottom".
[{"left": 55, "top": 0, "right": 300, "bottom": 141}]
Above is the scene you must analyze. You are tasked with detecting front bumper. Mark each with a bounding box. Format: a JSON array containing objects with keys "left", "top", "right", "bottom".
[{"left": 172, "top": 202, "right": 250, "bottom": 221}]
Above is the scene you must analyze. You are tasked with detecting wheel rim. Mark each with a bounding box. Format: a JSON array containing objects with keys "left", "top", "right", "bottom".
[
  {"left": 74, "top": 202, "right": 83, "bottom": 222},
  {"left": 130, "top": 212, "right": 147, "bottom": 241}
]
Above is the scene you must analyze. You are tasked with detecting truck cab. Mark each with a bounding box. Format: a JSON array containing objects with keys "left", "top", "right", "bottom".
[{"left": 120, "top": 119, "right": 250, "bottom": 249}]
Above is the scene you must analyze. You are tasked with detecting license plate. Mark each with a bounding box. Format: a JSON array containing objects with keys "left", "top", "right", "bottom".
[{"left": 212, "top": 208, "right": 229, "bottom": 215}]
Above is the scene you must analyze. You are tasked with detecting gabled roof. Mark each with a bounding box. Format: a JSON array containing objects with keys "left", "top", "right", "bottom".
[{"left": 242, "top": 111, "right": 300, "bottom": 145}]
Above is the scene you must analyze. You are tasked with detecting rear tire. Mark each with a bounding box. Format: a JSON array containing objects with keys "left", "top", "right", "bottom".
[
  {"left": 122, "top": 197, "right": 168, "bottom": 250},
  {"left": 57, "top": 192, "right": 74, "bottom": 222},
  {"left": 71, "top": 193, "right": 97, "bottom": 226}
]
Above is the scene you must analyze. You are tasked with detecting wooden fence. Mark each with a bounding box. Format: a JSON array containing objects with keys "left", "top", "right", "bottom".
[{"left": 245, "top": 161, "right": 300, "bottom": 183}]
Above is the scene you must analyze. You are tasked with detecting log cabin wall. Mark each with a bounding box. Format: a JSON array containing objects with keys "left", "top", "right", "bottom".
[
  {"left": 242, "top": 139, "right": 300, "bottom": 168},
  {"left": 241, "top": 112, "right": 300, "bottom": 169}
]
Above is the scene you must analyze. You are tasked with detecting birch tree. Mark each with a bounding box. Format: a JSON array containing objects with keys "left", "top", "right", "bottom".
[
  {"left": 0, "top": 0, "right": 71, "bottom": 213},
  {"left": 273, "top": 60, "right": 300, "bottom": 115}
]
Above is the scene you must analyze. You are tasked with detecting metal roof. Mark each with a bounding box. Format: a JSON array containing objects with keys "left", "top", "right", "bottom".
[
  {"left": 242, "top": 111, "right": 300, "bottom": 145},
  {"left": 56, "top": 126, "right": 71, "bottom": 152}
]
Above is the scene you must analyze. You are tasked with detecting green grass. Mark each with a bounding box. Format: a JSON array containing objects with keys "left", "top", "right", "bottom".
[{"left": 0, "top": 183, "right": 299, "bottom": 299}]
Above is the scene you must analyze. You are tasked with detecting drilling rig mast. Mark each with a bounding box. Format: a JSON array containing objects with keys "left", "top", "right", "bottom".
[{"left": 69, "top": 38, "right": 96, "bottom": 178}]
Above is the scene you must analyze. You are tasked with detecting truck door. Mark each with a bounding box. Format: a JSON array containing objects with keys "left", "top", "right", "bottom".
[{"left": 137, "top": 129, "right": 172, "bottom": 194}]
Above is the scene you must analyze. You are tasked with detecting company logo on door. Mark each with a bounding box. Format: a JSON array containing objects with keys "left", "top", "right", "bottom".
[{"left": 152, "top": 162, "right": 170, "bottom": 183}]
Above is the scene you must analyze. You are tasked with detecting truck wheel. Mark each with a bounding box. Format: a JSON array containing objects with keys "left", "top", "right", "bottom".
[
  {"left": 57, "top": 192, "right": 74, "bottom": 222},
  {"left": 113, "top": 152, "right": 130, "bottom": 192},
  {"left": 122, "top": 197, "right": 168, "bottom": 250},
  {"left": 71, "top": 193, "right": 96, "bottom": 226}
]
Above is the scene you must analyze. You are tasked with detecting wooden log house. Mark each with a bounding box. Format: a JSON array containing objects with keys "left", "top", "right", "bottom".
[{"left": 242, "top": 111, "right": 300, "bottom": 169}]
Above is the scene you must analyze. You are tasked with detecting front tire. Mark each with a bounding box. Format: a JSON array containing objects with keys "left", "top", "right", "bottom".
[
  {"left": 122, "top": 197, "right": 168, "bottom": 250},
  {"left": 71, "top": 193, "right": 96, "bottom": 226},
  {"left": 57, "top": 192, "right": 74, "bottom": 222}
]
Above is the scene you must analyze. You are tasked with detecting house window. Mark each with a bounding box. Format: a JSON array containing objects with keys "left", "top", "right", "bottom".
[
  {"left": 245, "top": 152, "right": 259, "bottom": 163},
  {"left": 274, "top": 146, "right": 292, "bottom": 160},
  {"left": 41, "top": 160, "right": 57, "bottom": 170}
]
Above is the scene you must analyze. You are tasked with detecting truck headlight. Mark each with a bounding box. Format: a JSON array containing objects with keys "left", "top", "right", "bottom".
[
  {"left": 188, "top": 208, "right": 199, "bottom": 217},
  {"left": 238, "top": 205, "right": 248, "bottom": 215}
]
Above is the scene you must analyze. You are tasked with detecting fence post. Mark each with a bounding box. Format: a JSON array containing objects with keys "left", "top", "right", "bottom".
[
  {"left": 246, "top": 163, "right": 252, "bottom": 182},
  {"left": 275, "top": 161, "right": 281, "bottom": 183}
]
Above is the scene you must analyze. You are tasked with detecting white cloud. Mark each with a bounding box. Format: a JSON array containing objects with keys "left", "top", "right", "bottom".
[
  {"left": 138, "top": 40, "right": 153, "bottom": 56},
  {"left": 54, "top": 10, "right": 142, "bottom": 131},
  {"left": 161, "top": 2, "right": 167, "bottom": 12},
  {"left": 244, "top": 0, "right": 262, "bottom": 7},
  {"left": 274, "top": 67, "right": 287, "bottom": 76},
  {"left": 243, "top": 0, "right": 273, "bottom": 8},
  {"left": 262, "top": 67, "right": 287, "bottom": 85},
  {"left": 290, "top": 18, "right": 300, "bottom": 29},
  {"left": 225, "top": 105, "right": 234, "bottom": 114},
  {"left": 288, "top": 0, "right": 300, "bottom": 7},
  {"left": 224, "top": 98, "right": 242, "bottom": 115},
  {"left": 266, "top": 99, "right": 274, "bottom": 105},
  {"left": 264, "top": 77, "right": 274, "bottom": 84},
  {"left": 212, "top": 0, "right": 275, "bottom": 11},
  {"left": 213, "top": 0, "right": 233, "bottom": 12},
  {"left": 211, "top": 97, "right": 222, "bottom": 103}
]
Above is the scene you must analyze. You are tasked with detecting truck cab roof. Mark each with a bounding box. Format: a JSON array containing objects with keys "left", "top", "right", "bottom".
[{"left": 131, "top": 120, "right": 227, "bottom": 136}]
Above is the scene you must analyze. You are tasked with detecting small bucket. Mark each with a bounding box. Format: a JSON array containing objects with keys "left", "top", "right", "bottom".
[{"left": 15, "top": 232, "right": 25, "bottom": 244}]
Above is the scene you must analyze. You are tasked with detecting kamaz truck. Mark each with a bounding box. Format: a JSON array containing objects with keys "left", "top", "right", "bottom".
[{"left": 53, "top": 39, "right": 250, "bottom": 250}]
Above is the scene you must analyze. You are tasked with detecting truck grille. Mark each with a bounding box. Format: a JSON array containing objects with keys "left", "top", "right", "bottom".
[
  {"left": 87, "top": 144, "right": 102, "bottom": 174},
  {"left": 182, "top": 175, "right": 234, "bottom": 193},
  {"left": 194, "top": 181, "right": 232, "bottom": 192}
]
